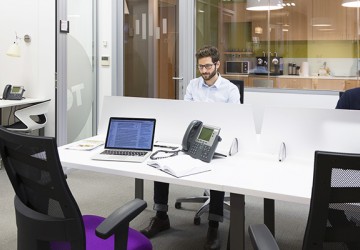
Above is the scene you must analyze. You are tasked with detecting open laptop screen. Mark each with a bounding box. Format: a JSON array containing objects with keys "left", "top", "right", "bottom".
[{"left": 105, "top": 117, "right": 156, "bottom": 151}]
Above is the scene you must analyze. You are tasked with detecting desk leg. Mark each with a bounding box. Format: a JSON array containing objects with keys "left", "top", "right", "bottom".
[
  {"left": 264, "top": 198, "right": 275, "bottom": 236},
  {"left": 229, "top": 193, "right": 245, "bottom": 250},
  {"left": 135, "top": 178, "right": 144, "bottom": 199}
]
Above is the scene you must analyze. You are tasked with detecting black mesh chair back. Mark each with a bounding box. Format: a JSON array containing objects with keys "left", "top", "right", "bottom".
[
  {"left": 303, "top": 151, "right": 360, "bottom": 250},
  {"left": 231, "top": 80, "right": 244, "bottom": 104},
  {"left": 0, "top": 126, "right": 85, "bottom": 249}
]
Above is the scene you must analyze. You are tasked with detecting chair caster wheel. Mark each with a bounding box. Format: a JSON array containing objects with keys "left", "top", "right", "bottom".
[
  {"left": 194, "top": 217, "right": 201, "bottom": 225},
  {"left": 175, "top": 202, "right": 181, "bottom": 209}
]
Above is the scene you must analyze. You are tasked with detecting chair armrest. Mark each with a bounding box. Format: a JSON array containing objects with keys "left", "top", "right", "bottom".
[
  {"left": 248, "top": 224, "right": 280, "bottom": 250},
  {"left": 95, "top": 198, "right": 147, "bottom": 239}
]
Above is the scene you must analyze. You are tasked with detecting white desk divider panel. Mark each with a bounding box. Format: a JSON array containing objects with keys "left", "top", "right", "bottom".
[
  {"left": 260, "top": 106, "right": 360, "bottom": 161},
  {"left": 99, "top": 96, "right": 258, "bottom": 154}
]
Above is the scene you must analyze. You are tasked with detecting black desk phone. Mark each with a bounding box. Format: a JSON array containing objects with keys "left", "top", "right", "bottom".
[
  {"left": 2, "top": 84, "right": 25, "bottom": 100},
  {"left": 182, "top": 120, "right": 221, "bottom": 163}
]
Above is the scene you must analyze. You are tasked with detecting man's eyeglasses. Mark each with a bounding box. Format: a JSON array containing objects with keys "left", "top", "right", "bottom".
[{"left": 197, "top": 63, "right": 217, "bottom": 70}]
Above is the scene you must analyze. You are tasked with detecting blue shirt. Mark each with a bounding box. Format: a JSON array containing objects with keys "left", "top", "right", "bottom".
[
  {"left": 336, "top": 87, "right": 360, "bottom": 110},
  {"left": 184, "top": 75, "right": 240, "bottom": 104}
]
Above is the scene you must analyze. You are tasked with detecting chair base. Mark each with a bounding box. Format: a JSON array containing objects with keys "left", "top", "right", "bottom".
[{"left": 175, "top": 190, "right": 230, "bottom": 225}]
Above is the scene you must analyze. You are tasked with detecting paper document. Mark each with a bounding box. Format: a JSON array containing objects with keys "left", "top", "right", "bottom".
[
  {"left": 147, "top": 154, "right": 211, "bottom": 178},
  {"left": 67, "top": 139, "right": 104, "bottom": 151}
]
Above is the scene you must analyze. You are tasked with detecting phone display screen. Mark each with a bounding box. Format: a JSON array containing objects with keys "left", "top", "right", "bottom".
[
  {"left": 11, "top": 86, "right": 21, "bottom": 93},
  {"left": 198, "top": 127, "right": 213, "bottom": 142}
]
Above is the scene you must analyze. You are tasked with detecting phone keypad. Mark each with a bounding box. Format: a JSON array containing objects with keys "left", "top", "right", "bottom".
[
  {"left": 200, "top": 145, "right": 211, "bottom": 159},
  {"left": 189, "top": 143, "right": 200, "bottom": 155},
  {"left": 189, "top": 143, "right": 212, "bottom": 162}
]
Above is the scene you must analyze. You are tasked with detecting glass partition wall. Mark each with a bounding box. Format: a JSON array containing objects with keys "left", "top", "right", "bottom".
[
  {"left": 124, "top": 0, "right": 178, "bottom": 99},
  {"left": 196, "top": 0, "right": 360, "bottom": 92}
]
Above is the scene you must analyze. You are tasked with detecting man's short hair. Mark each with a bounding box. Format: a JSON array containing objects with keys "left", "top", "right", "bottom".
[{"left": 196, "top": 45, "right": 220, "bottom": 63}]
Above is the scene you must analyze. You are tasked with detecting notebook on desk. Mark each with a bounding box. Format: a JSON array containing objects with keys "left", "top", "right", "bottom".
[{"left": 92, "top": 117, "right": 156, "bottom": 163}]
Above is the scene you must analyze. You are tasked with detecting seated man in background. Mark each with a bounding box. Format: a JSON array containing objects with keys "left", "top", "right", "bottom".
[
  {"left": 334, "top": 86, "right": 360, "bottom": 250},
  {"left": 336, "top": 87, "right": 360, "bottom": 110},
  {"left": 140, "top": 45, "right": 240, "bottom": 250}
]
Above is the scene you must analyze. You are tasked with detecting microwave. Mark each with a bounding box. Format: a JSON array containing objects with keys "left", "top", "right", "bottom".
[{"left": 226, "top": 61, "right": 250, "bottom": 74}]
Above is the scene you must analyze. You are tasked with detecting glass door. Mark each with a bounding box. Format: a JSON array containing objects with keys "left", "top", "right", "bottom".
[
  {"left": 66, "top": 0, "right": 96, "bottom": 142},
  {"left": 124, "top": 0, "right": 178, "bottom": 99}
]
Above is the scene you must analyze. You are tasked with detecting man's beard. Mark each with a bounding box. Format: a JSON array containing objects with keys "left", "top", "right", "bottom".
[{"left": 201, "top": 68, "right": 217, "bottom": 81}]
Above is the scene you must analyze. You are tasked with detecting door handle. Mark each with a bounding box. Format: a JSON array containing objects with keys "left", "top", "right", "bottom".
[{"left": 172, "top": 77, "right": 184, "bottom": 80}]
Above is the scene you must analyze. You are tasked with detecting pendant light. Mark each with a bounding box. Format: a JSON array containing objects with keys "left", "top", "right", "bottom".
[
  {"left": 342, "top": 0, "right": 360, "bottom": 7},
  {"left": 246, "top": 0, "right": 284, "bottom": 11}
]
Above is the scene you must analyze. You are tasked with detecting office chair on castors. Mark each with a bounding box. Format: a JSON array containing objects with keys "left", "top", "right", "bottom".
[
  {"left": 5, "top": 99, "right": 50, "bottom": 134},
  {"left": 0, "top": 127, "right": 152, "bottom": 250},
  {"left": 174, "top": 80, "right": 244, "bottom": 225},
  {"left": 249, "top": 151, "right": 360, "bottom": 250}
]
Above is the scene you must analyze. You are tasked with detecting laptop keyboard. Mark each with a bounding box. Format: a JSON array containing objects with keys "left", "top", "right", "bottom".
[{"left": 101, "top": 150, "right": 148, "bottom": 156}]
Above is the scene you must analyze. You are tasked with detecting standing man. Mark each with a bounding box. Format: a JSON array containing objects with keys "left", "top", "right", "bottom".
[{"left": 141, "top": 45, "right": 240, "bottom": 250}]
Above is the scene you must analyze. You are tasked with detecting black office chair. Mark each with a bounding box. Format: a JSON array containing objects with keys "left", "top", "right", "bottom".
[
  {"left": 231, "top": 80, "right": 244, "bottom": 104},
  {"left": 174, "top": 80, "right": 244, "bottom": 225},
  {"left": 0, "top": 126, "right": 152, "bottom": 250},
  {"left": 248, "top": 151, "right": 360, "bottom": 250}
]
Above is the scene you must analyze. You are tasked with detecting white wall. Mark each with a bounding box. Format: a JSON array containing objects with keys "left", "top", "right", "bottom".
[
  {"left": 0, "top": 0, "right": 56, "bottom": 136},
  {"left": 97, "top": 0, "right": 113, "bottom": 123}
]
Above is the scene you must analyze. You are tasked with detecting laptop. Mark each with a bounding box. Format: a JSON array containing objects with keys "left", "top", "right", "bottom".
[{"left": 92, "top": 117, "right": 156, "bottom": 163}]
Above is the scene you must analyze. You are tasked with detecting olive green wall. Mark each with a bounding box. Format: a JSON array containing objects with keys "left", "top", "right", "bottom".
[{"left": 255, "top": 40, "right": 357, "bottom": 58}]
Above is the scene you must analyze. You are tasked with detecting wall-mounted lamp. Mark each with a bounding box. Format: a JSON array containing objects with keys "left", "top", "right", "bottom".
[
  {"left": 342, "top": 0, "right": 360, "bottom": 7},
  {"left": 246, "top": 0, "right": 284, "bottom": 11},
  {"left": 124, "top": 0, "right": 129, "bottom": 14},
  {"left": 6, "top": 32, "right": 31, "bottom": 57}
]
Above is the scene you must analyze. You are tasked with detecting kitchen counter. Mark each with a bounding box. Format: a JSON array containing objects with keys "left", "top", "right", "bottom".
[
  {"left": 277, "top": 75, "right": 359, "bottom": 80},
  {"left": 222, "top": 74, "right": 360, "bottom": 91},
  {"left": 223, "top": 74, "right": 359, "bottom": 80}
]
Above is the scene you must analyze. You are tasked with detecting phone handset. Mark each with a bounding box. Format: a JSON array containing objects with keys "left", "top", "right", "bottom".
[
  {"left": 182, "top": 120, "right": 221, "bottom": 163},
  {"left": 3, "top": 85, "right": 11, "bottom": 100},
  {"left": 182, "top": 120, "right": 203, "bottom": 152}
]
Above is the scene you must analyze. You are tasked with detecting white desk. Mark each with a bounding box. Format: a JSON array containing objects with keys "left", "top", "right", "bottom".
[
  {"left": 0, "top": 98, "right": 49, "bottom": 169},
  {"left": 59, "top": 97, "right": 360, "bottom": 249},
  {"left": 0, "top": 98, "right": 49, "bottom": 125},
  {"left": 0, "top": 98, "right": 49, "bottom": 109},
  {"left": 59, "top": 140, "right": 313, "bottom": 250},
  {"left": 61, "top": 96, "right": 261, "bottom": 249}
]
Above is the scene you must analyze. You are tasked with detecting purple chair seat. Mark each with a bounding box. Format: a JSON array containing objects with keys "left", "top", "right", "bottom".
[{"left": 51, "top": 215, "right": 152, "bottom": 250}]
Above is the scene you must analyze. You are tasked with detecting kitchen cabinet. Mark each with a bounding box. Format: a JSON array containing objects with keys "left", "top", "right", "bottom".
[
  {"left": 248, "top": 76, "right": 277, "bottom": 88},
  {"left": 345, "top": 80, "right": 360, "bottom": 90},
  {"left": 251, "top": 2, "right": 310, "bottom": 41},
  {"left": 312, "top": 78, "right": 345, "bottom": 91},
  {"left": 271, "top": 3, "right": 311, "bottom": 41},
  {"left": 277, "top": 77, "right": 312, "bottom": 89},
  {"left": 346, "top": 8, "right": 358, "bottom": 40},
  {"left": 249, "top": 0, "right": 352, "bottom": 41},
  {"left": 311, "top": 0, "right": 347, "bottom": 40}
]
